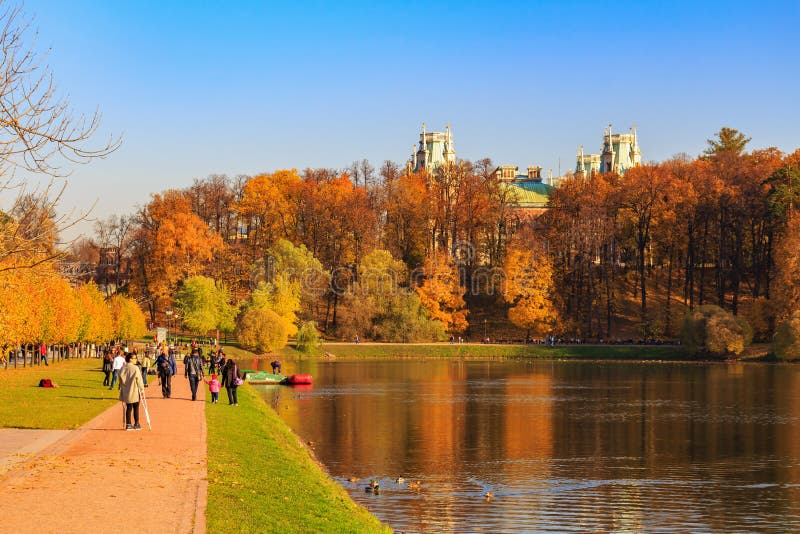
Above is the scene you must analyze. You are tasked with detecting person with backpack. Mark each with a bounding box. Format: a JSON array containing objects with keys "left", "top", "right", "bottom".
[
  {"left": 154, "top": 348, "right": 175, "bottom": 398},
  {"left": 184, "top": 349, "right": 204, "bottom": 401}
]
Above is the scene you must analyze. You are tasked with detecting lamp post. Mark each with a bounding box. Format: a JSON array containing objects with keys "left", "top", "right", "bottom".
[
  {"left": 166, "top": 309, "right": 173, "bottom": 344},
  {"left": 483, "top": 319, "right": 488, "bottom": 342}
]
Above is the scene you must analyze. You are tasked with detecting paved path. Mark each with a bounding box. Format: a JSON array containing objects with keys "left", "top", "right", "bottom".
[
  {"left": 0, "top": 429, "right": 70, "bottom": 474},
  {"left": 0, "top": 374, "right": 207, "bottom": 534}
]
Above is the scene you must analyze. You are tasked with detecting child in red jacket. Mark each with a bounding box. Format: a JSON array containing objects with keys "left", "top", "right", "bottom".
[{"left": 204, "top": 374, "right": 221, "bottom": 404}]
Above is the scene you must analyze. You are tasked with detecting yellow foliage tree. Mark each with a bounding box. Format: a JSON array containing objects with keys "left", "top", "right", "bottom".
[
  {"left": 75, "top": 282, "right": 114, "bottom": 343},
  {"left": 415, "top": 252, "right": 469, "bottom": 333},
  {"left": 503, "top": 241, "right": 559, "bottom": 338},
  {"left": 236, "top": 308, "right": 289, "bottom": 353},
  {"left": 108, "top": 294, "right": 148, "bottom": 341},
  {"left": 773, "top": 210, "right": 800, "bottom": 321}
]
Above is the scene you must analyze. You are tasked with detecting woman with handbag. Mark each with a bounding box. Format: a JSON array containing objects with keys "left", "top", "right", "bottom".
[{"left": 220, "top": 358, "right": 242, "bottom": 406}]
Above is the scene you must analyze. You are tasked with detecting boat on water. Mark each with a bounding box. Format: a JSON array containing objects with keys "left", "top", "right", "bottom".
[
  {"left": 282, "top": 373, "right": 313, "bottom": 385},
  {"left": 241, "top": 370, "right": 284, "bottom": 384},
  {"left": 241, "top": 370, "right": 313, "bottom": 386}
]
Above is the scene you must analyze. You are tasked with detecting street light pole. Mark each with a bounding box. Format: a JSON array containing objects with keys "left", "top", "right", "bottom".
[{"left": 166, "top": 309, "right": 173, "bottom": 344}]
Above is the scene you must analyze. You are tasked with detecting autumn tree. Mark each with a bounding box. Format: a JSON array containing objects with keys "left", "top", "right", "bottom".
[
  {"left": 0, "top": 5, "right": 118, "bottom": 273},
  {"left": 772, "top": 210, "right": 800, "bottom": 320},
  {"left": 129, "top": 190, "right": 223, "bottom": 320},
  {"left": 503, "top": 239, "right": 559, "bottom": 338},
  {"left": 74, "top": 282, "right": 114, "bottom": 343},
  {"left": 415, "top": 252, "right": 469, "bottom": 332},
  {"left": 773, "top": 311, "right": 800, "bottom": 361},
  {"left": 175, "top": 276, "right": 237, "bottom": 340},
  {"left": 236, "top": 170, "right": 300, "bottom": 258},
  {"left": 618, "top": 164, "right": 671, "bottom": 323},
  {"left": 236, "top": 308, "right": 289, "bottom": 353},
  {"left": 338, "top": 249, "right": 406, "bottom": 339},
  {"left": 108, "top": 294, "right": 148, "bottom": 342}
]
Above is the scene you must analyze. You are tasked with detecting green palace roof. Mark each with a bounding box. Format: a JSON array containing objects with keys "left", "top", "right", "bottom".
[{"left": 502, "top": 179, "right": 553, "bottom": 208}]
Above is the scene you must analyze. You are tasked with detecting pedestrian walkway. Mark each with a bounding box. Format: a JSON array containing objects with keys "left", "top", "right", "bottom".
[{"left": 0, "top": 374, "right": 207, "bottom": 534}]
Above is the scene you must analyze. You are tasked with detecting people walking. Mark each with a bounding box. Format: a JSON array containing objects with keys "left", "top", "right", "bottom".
[
  {"left": 204, "top": 374, "right": 221, "bottom": 404},
  {"left": 155, "top": 349, "right": 174, "bottom": 398},
  {"left": 119, "top": 354, "right": 144, "bottom": 431},
  {"left": 140, "top": 351, "right": 151, "bottom": 387},
  {"left": 270, "top": 360, "right": 281, "bottom": 374},
  {"left": 39, "top": 343, "right": 49, "bottom": 366},
  {"left": 102, "top": 351, "right": 113, "bottom": 386},
  {"left": 109, "top": 350, "right": 126, "bottom": 390},
  {"left": 185, "top": 349, "right": 204, "bottom": 401},
  {"left": 220, "top": 358, "right": 241, "bottom": 406}
]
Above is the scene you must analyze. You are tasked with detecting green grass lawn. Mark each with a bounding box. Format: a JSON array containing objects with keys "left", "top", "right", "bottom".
[
  {"left": 206, "top": 384, "right": 389, "bottom": 533},
  {"left": 0, "top": 358, "right": 118, "bottom": 429},
  {"left": 318, "top": 343, "right": 689, "bottom": 360}
]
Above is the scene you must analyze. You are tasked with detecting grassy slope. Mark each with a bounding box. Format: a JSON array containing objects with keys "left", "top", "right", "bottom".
[
  {"left": 319, "top": 343, "right": 688, "bottom": 360},
  {"left": 0, "top": 359, "right": 118, "bottom": 429},
  {"left": 206, "top": 384, "right": 390, "bottom": 533}
]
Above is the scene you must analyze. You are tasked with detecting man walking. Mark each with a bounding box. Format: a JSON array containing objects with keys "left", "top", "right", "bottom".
[
  {"left": 39, "top": 343, "right": 49, "bottom": 366},
  {"left": 109, "top": 349, "right": 126, "bottom": 390},
  {"left": 155, "top": 348, "right": 173, "bottom": 398},
  {"left": 185, "top": 349, "right": 204, "bottom": 401}
]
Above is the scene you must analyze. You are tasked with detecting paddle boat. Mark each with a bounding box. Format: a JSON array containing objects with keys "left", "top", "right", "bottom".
[
  {"left": 280, "top": 373, "right": 313, "bottom": 385},
  {"left": 241, "top": 370, "right": 283, "bottom": 384}
]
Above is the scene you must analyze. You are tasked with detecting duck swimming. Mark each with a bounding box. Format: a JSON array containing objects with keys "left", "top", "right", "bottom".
[{"left": 395, "top": 477, "right": 405, "bottom": 484}]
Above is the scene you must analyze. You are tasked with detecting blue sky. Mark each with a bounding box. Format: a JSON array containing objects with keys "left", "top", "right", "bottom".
[{"left": 20, "top": 0, "right": 800, "bottom": 238}]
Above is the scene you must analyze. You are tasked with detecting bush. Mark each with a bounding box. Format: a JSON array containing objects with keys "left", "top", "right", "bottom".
[
  {"left": 749, "top": 297, "right": 777, "bottom": 342},
  {"left": 679, "top": 305, "right": 752, "bottom": 358},
  {"left": 296, "top": 321, "right": 321, "bottom": 353},
  {"left": 236, "top": 308, "right": 289, "bottom": 354},
  {"left": 773, "top": 311, "right": 800, "bottom": 360},
  {"left": 376, "top": 291, "right": 447, "bottom": 342}
]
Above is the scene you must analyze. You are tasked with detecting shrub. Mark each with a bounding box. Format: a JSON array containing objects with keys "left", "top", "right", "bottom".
[
  {"left": 296, "top": 321, "right": 321, "bottom": 353},
  {"left": 236, "top": 308, "right": 289, "bottom": 354},
  {"left": 773, "top": 311, "right": 800, "bottom": 361},
  {"left": 749, "top": 297, "right": 777, "bottom": 342},
  {"left": 680, "top": 305, "right": 752, "bottom": 358},
  {"left": 376, "top": 291, "right": 447, "bottom": 342}
]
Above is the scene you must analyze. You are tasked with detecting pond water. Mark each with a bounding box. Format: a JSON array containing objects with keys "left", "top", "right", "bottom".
[{"left": 247, "top": 358, "right": 800, "bottom": 533}]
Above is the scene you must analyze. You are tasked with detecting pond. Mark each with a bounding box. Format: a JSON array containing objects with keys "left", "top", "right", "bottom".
[{"left": 248, "top": 358, "right": 800, "bottom": 533}]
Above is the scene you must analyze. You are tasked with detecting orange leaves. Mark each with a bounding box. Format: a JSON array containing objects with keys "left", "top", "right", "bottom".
[
  {"left": 236, "top": 170, "right": 301, "bottom": 249},
  {"left": 131, "top": 189, "right": 223, "bottom": 312},
  {"left": 503, "top": 240, "right": 558, "bottom": 337},
  {"left": 415, "top": 252, "right": 469, "bottom": 333}
]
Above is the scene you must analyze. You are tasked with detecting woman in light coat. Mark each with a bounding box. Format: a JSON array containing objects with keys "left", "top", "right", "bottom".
[{"left": 119, "top": 354, "right": 145, "bottom": 430}]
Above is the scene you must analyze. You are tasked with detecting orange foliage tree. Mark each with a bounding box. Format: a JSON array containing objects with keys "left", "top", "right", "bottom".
[
  {"left": 130, "top": 190, "right": 223, "bottom": 321},
  {"left": 415, "top": 252, "right": 469, "bottom": 333},
  {"left": 503, "top": 239, "right": 559, "bottom": 338}
]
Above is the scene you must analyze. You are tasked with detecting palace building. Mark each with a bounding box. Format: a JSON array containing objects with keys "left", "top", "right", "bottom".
[
  {"left": 408, "top": 122, "right": 456, "bottom": 172},
  {"left": 576, "top": 124, "right": 642, "bottom": 177}
]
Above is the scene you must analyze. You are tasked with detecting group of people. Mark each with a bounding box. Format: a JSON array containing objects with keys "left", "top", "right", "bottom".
[
  {"left": 101, "top": 341, "right": 245, "bottom": 431},
  {"left": 146, "top": 342, "right": 243, "bottom": 406}
]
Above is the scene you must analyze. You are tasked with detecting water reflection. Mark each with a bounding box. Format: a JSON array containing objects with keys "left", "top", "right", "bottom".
[{"left": 247, "top": 359, "right": 800, "bottom": 532}]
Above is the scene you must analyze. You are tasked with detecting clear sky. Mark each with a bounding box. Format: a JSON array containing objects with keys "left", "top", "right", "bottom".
[{"left": 20, "top": 0, "right": 800, "bottom": 239}]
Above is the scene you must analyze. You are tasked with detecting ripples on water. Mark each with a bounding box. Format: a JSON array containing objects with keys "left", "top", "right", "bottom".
[{"left": 255, "top": 359, "right": 800, "bottom": 533}]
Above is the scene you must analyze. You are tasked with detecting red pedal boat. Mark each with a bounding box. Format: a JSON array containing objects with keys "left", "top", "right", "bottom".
[{"left": 281, "top": 373, "right": 313, "bottom": 385}]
